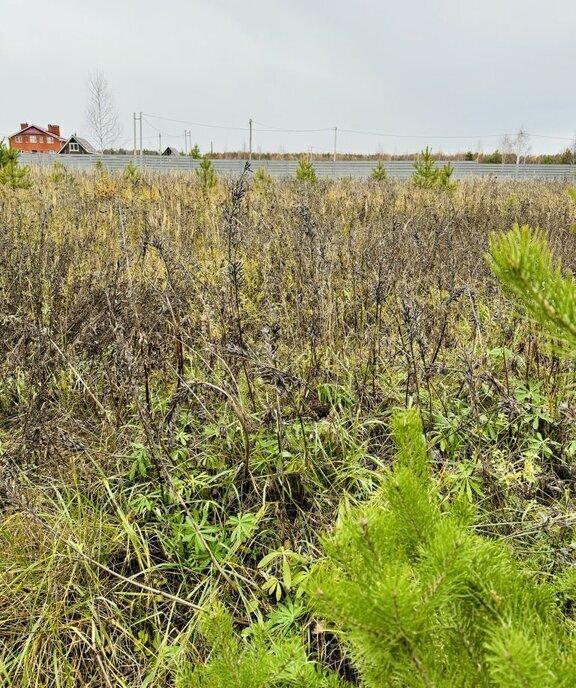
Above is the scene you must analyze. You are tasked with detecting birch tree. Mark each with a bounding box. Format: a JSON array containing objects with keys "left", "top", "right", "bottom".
[
  {"left": 85, "top": 70, "right": 121, "bottom": 153},
  {"left": 512, "top": 127, "right": 531, "bottom": 164},
  {"left": 499, "top": 128, "right": 531, "bottom": 165}
]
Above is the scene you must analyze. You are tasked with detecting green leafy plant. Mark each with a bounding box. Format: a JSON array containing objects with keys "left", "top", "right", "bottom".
[
  {"left": 265, "top": 599, "right": 307, "bottom": 635},
  {"left": 189, "top": 144, "right": 201, "bottom": 159},
  {"left": 258, "top": 547, "right": 310, "bottom": 601},
  {"left": 175, "top": 605, "right": 344, "bottom": 688}
]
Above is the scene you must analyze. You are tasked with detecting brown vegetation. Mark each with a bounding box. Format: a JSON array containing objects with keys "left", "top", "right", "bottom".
[{"left": 0, "top": 169, "right": 575, "bottom": 685}]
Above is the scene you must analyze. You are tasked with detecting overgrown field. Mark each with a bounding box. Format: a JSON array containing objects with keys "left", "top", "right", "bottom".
[{"left": 1, "top": 169, "right": 576, "bottom": 686}]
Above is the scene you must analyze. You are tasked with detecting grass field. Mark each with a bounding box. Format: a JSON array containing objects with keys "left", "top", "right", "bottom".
[{"left": 1, "top": 168, "right": 576, "bottom": 686}]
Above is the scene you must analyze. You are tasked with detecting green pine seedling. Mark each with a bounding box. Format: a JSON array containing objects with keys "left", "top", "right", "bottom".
[
  {"left": 296, "top": 159, "right": 317, "bottom": 183},
  {"left": 370, "top": 161, "right": 388, "bottom": 181},
  {"left": 196, "top": 156, "right": 217, "bottom": 189},
  {"left": 0, "top": 148, "right": 31, "bottom": 190}
]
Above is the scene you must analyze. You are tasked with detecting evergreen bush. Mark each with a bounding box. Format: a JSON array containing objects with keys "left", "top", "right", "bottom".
[
  {"left": 255, "top": 166, "right": 272, "bottom": 186},
  {"left": 308, "top": 407, "right": 576, "bottom": 687},
  {"left": 124, "top": 160, "right": 141, "bottom": 183},
  {"left": 296, "top": 159, "right": 317, "bottom": 183},
  {"left": 176, "top": 605, "right": 345, "bottom": 688},
  {"left": 0, "top": 144, "right": 31, "bottom": 189},
  {"left": 412, "top": 147, "right": 456, "bottom": 189},
  {"left": 370, "top": 161, "right": 388, "bottom": 181},
  {"left": 489, "top": 223, "right": 576, "bottom": 353},
  {"left": 196, "top": 156, "right": 217, "bottom": 188}
]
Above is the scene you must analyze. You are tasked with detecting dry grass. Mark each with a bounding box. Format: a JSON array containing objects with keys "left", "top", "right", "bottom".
[{"left": 0, "top": 168, "right": 575, "bottom": 685}]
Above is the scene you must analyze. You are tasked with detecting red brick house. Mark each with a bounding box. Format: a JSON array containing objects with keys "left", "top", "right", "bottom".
[{"left": 9, "top": 123, "right": 65, "bottom": 153}]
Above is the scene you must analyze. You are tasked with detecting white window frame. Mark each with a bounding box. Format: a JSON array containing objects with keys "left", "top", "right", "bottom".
[
  {"left": 47, "top": 136, "right": 53, "bottom": 143},
  {"left": 69, "top": 142, "right": 80, "bottom": 152},
  {"left": 29, "top": 135, "right": 37, "bottom": 143},
  {"left": 15, "top": 136, "right": 22, "bottom": 143},
  {"left": 39, "top": 136, "right": 43, "bottom": 143}
]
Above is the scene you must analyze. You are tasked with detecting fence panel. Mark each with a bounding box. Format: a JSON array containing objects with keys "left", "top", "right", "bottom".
[{"left": 18, "top": 153, "right": 576, "bottom": 181}]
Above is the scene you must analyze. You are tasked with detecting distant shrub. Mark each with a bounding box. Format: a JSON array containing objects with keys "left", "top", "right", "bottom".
[
  {"left": 559, "top": 148, "right": 575, "bottom": 165},
  {"left": 50, "top": 160, "right": 67, "bottom": 183},
  {"left": 439, "top": 161, "right": 456, "bottom": 190},
  {"left": 484, "top": 150, "right": 503, "bottom": 164},
  {"left": 296, "top": 159, "right": 317, "bottom": 183},
  {"left": 0, "top": 139, "right": 9, "bottom": 168},
  {"left": 124, "top": 161, "right": 141, "bottom": 183},
  {"left": 196, "top": 156, "right": 217, "bottom": 188},
  {"left": 412, "top": 146, "right": 439, "bottom": 187},
  {"left": 412, "top": 147, "right": 456, "bottom": 189},
  {"left": 255, "top": 167, "right": 272, "bottom": 186},
  {"left": 370, "top": 161, "right": 388, "bottom": 181},
  {"left": 0, "top": 144, "right": 31, "bottom": 190}
]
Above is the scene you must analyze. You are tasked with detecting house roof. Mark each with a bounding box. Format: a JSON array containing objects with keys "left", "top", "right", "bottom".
[
  {"left": 58, "top": 135, "right": 97, "bottom": 154},
  {"left": 162, "top": 146, "right": 179, "bottom": 155},
  {"left": 9, "top": 124, "right": 65, "bottom": 141}
]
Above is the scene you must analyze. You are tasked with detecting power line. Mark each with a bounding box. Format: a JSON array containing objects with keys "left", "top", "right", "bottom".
[
  {"left": 143, "top": 112, "right": 249, "bottom": 132},
  {"left": 143, "top": 118, "right": 195, "bottom": 141},
  {"left": 529, "top": 133, "right": 575, "bottom": 141},
  {"left": 251, "top": 119, "right": 334, "bottom": 133},
  {"left": 145, "top": 113, "right": 335, "bottom": 134},
  {"left": 339, "top": 128, "right": 505, "bottom": 140},
  {"left": 139, "top": 112, "right": 576, "bottom": 148}
]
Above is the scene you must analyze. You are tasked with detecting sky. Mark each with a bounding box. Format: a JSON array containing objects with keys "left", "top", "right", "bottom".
[{"left": 1, "top": 0, "right": 576, "bottom": 155}]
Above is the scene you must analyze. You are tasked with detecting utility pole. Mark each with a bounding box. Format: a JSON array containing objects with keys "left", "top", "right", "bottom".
[
  {"left": 333, "top": 127, "right": 337, "bottom": 178},
  {"left": 133, "top": 113, "right": 137, "bottom": 157},
  {"left": 139, "top": 111, "right": 143, "bottom": 168},
  {"left": 183, "top": 130, "right": 193, "bottom": 155},
  {"left": 159, "top": 132, "right": 162, "bottom": 155},
  {"left": 210, "top": 141, "right": 213, "bottom": 156},
  {"left": 249, "top": 118, "right": 253, "bottom": 162},
  {"left": 333, "top": 126, "right": 337, "bottom": 163}
]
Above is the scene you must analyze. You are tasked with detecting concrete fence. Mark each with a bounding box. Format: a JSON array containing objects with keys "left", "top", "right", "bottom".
[{"left": 19, "top": 153, "right": 576, "bottom": 181}]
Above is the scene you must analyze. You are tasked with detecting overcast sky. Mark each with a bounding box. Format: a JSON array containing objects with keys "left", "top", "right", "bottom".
[{"left": 2, "top": 0, "right": 576, "bottom": 154}]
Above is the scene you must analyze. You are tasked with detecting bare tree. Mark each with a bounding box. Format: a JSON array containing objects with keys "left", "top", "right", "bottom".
[
  {"left": 499, "top": 128, "right": 531, "bottom": 165},
  {"left": 512, "top": 127, "right": 531, "bottom": 165},
  {"left": 499, "top": 134, "right": 513, "bottom": 164},
  {"left": 86, "top": 70, "right": 121, "bottom": 153}
]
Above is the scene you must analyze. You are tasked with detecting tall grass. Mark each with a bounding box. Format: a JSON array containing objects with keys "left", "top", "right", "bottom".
[{"left": 0, "top": 169, "right": 575, "bottom": 685}]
